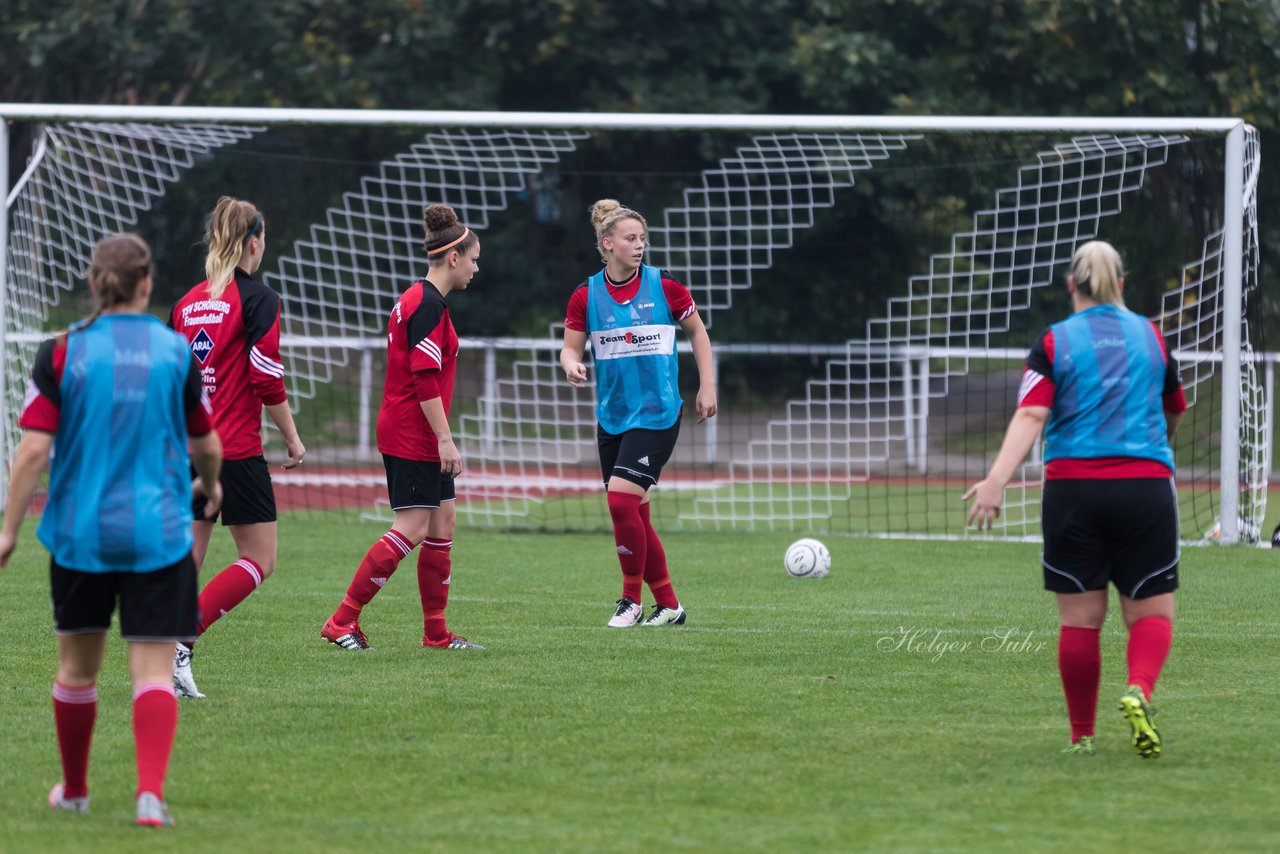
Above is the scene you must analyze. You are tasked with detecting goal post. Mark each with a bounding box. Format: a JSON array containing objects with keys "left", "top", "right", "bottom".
[{"left": 0, "top": 105, "right": 1263, "bottom": 544}]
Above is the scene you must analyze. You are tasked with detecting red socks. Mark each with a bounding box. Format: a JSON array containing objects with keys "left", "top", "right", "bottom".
[
  {"left": 197, "top": 558, "right": 264, "bottom": 635},
  {"left": 607, "top": 491, "right": 646, "bottom": 603},
  {"left": 1057, "top": 626, "right": 1101, "bottom": 741},
  {"left": 52, "top": 681, "right": 97, "bottom": 799},
  {"left": 332, "top": 530, "right": 415, "bottom": 626},
  {"left": 54, "top": 679, "right": 181, "bottom": 801},
  {"left": 132, "top": 683, "right": 178, "bottom": 799},
  {"left": 418, "top": 537, "right": 452, "bottom": 644},
  {"left": 1059, "top": 617, "right": 1173, "bottom": 741},
  {"left": 637, "top": 503, "right": 678, "bottom": 609},
  {"left": 1126, "top": 616, "right": 1173, "bottom": 701}
]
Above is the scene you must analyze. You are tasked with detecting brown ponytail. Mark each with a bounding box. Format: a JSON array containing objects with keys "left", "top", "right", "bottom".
[
  {"left": 422, "top": 204, "right": 477, "bottom": 263},
  {"left": 65, "top": 232, "right": 153, "bottom": 340}
]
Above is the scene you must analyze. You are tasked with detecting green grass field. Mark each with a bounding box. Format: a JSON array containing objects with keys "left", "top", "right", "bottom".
[{"left": 1, "top": 519, "right": 1278, "bottom": 852}]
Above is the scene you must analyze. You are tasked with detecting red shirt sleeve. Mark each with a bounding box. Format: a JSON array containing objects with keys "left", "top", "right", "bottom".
[
  {"left": 18, "top": 339, "right": 63, "bottom": 433},
  {"left": 242, "top": 285, "right": 288, "bottom": 406},
  {"left": 661, "top": 274, "right": 696, "bottom": 322},
  {"left": 1150, "top": 322, "right": 1188, "bottom": 414},
  {"left": 1018, "top": 329, "right": 1056, "bottom": 408},
  {"left": 564, "top": 285, "right": 589, "bottom": 332},
  {"left": 407, "top": 287, "right": 448, "bottom": 401},
  {"left": 413, "top": 370, "right": 441, "bottom": 402}
]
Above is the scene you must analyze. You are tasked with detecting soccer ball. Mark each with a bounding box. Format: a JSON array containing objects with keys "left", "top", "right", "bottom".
[{"left": 784, "top": 538, "right": 830, "bottom": 578}]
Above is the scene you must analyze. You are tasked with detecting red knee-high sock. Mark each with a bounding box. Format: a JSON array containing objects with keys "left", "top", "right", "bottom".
[
  {"left": 638, "top": 503, "right": 678, "bottom": 609},
  {"left": 1058, "top": 626, "right": 1101, "bottom": 742},
  {"left": 607, "top": 492, "right": 647, "bottom": 603},
  {"left": 332, "top": 530, "right": 415, "bottom": 626},
  {"left": 1126, "top": 616, "right": 1173, "bottom": 701},
  {"left": 52, "top": 681, "right": 98, "bottom": 799},
  {"left": 418, "top": 536, "right": 452, "bottom": 645},
  {"left": 197, "top": 558, "right": 264, "bottom": 635},
  {"left": 132, "top": 682, "right": 177, "bottom": 799}
]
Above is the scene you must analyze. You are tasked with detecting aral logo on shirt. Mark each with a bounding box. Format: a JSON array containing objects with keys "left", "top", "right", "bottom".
[{"left": 190, "top": 328, "right": 215, "bottom": 364}]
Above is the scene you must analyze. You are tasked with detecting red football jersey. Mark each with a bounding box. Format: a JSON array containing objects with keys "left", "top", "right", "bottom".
[
  {"left": 376, "top": 280, "right": 458, "bottom": 462},
  {"left": 170, "top": 269, "right": 287, "bottom": 460}
]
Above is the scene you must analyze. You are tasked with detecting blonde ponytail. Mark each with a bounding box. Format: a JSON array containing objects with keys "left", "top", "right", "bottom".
[
  {"left": 1069, "top": 240, "right": 1124, "bottom": 306},
  {"left": 203, "top": 196, "right": 263, "bottom": 299}
]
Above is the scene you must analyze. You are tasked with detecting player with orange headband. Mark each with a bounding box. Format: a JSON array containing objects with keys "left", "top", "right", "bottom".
[{"left": 321, "top": 204, "right": 484, "bottom": 651}]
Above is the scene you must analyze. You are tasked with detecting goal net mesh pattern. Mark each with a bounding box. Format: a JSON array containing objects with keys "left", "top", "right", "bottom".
[{"left": 2, "top": 120, "right": 1264, "bottom": 542}]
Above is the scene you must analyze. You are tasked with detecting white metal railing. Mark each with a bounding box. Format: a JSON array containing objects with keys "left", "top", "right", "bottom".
[{"left": 6, "top": 332, "right": 1271, "bottom": 469}]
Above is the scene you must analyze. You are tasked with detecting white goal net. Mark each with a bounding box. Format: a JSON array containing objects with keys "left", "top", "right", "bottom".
[{"left": 1, "top": 108, "right": 1265, "bottom": 543}]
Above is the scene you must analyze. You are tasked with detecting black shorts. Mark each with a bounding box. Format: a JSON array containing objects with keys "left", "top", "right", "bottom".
[
  {"left": 383, "top": 454, "right": 455, "bottom": 510},
  {"left": 50, "top": 553, "right": 199, "bottom": 641},
  {"left": 1041, "top": 477, "right": 1180, "bottom": 599},
  {"left": 192, "top": 455, "right": 277, "bottom": 526},
  {"left": 597, "top": 414, "right": 682, "bottom": 490}
]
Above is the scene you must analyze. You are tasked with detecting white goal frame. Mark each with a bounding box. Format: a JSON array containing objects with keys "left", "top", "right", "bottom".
[{"left": 0, "top": 105, "right": 1256, "bottom": 542}]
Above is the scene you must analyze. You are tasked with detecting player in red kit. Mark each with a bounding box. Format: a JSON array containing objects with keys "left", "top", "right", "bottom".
[
  {"left": 321, "top": 203, "right": 483, "bottom": 651},
  {"left": 169, "top": 197, "right": 306, "bottom": 697}
]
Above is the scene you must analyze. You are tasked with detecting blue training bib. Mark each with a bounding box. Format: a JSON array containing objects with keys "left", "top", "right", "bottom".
[{"left": 586, "top": 265, "right": 682, "bottom": 434}]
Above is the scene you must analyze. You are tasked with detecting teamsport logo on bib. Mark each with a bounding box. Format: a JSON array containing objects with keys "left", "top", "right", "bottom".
[
  {"left": 599, "top": 331, "right": 663, "bottom": 346},
  {"left": 190, "top": 328, "right": 215, "bottom": 364},
  {"left": 591, "top": 324, "right": 675, "bottom": 360}
]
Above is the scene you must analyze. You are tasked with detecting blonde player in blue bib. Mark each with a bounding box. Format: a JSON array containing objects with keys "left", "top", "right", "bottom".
[{"left": 561, "top": 199, "right": 717, "bottom": 628}]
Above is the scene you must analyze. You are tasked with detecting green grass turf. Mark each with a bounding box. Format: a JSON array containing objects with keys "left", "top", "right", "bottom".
[{"left": 1, "top": 520, "right": 1278, "bottom": 852}]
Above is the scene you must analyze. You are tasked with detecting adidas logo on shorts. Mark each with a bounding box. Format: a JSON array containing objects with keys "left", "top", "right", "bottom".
[{"left": 637, "top": 455, "right": 650, "bottom": 466}]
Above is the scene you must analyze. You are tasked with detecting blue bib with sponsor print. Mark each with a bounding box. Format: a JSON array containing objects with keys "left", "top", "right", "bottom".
[
  {"left": 1043, "top": 304, "right": 1174, "bottom": 469},
  {"left": 586, "top": 265, "right": 682, "bottom": 434},
  {"left": 38, "top": 315, "right": 196, "bottom": 573}
]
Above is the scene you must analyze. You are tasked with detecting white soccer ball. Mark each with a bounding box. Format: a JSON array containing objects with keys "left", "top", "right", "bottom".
[{"left": 784, "top": 538, "right": 830, "bottom": 578}]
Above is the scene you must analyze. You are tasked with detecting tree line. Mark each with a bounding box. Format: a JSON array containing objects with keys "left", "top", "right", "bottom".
[{"left": 3, "top": 0, "right": 1277, "bottom": 341}]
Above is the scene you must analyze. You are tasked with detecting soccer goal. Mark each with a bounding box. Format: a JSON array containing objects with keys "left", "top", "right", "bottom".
[{"left": 0, "top": 106, "right": 1265, "bottom": 543}]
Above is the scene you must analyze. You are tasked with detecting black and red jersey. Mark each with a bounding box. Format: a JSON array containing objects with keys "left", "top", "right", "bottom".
[
  {"left": 170, "top": 268, "right": 287, "bottom": 460},
  {"left": 19, "top": 330, "right": 213, "bottom": 438},
  {"left": 1018, "top": 317, "right": 1187, "bottom": 479},
  {"left": 563, "top": 268, "right": 696, "bottom": 331},
  {"left": 376, "top": 280, "right": 458, "bottom": 462}
]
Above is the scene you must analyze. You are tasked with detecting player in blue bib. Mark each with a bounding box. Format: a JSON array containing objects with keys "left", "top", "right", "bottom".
[
  {"left": 964, "top": 240, "right": 1186, "bottom": 759},
  {"left": 561, "top": 199, "right": 717, "bottom": 628},
  {"left": 0, "top": 234, "right": 223, "bottom": 826}
]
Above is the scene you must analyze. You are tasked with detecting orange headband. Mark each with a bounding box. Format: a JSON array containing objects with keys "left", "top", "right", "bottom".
[{"left": 426, "top": 227, "right": 470, "bottom": 256}]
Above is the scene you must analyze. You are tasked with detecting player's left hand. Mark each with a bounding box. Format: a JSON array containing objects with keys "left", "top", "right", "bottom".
[
  {"left": 696, "top": 387, "right": 717, "bottom": 423},
  {"left": 281, "top": 437, "right": 307, "bottom": 471},
  {"left": 962, "top": 479, "right": 1004, "bottom": 530}
]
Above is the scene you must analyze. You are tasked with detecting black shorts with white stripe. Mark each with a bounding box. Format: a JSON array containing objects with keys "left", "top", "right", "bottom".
[
  {"left": 596, "top": 413, "right": 682, "bottom": 490},
  {"left": 1041, "top": 477, "right": 1179, "bottom": 599}
]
